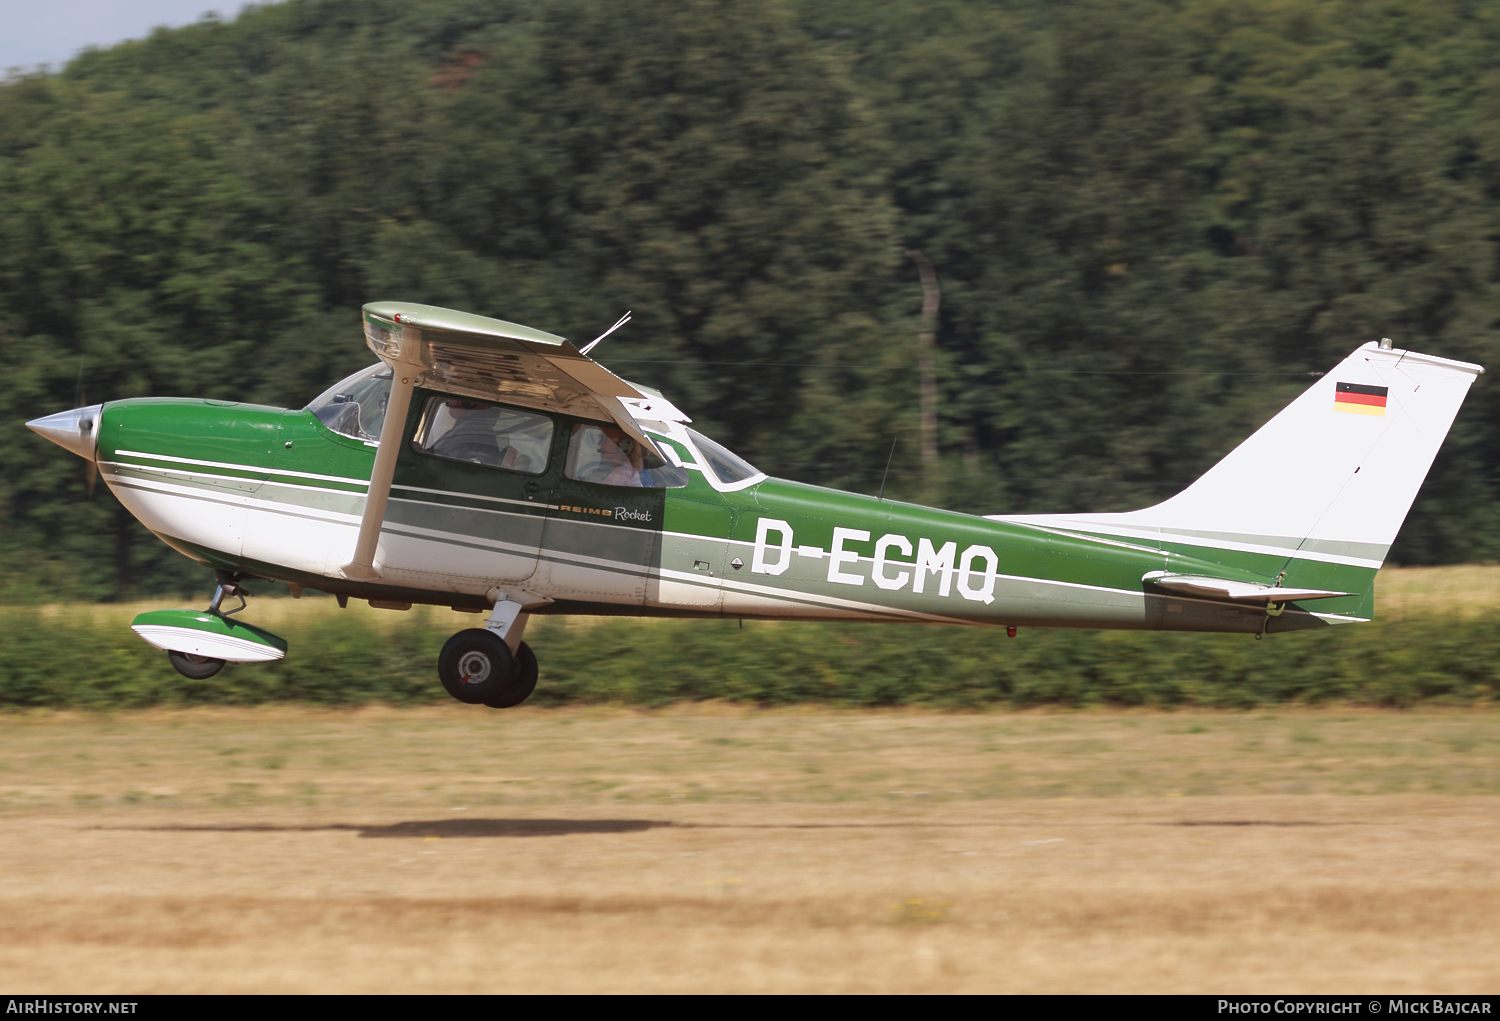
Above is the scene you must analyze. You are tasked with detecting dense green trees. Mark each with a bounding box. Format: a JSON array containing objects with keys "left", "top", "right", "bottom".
[{"left": 2, "top": 0, "right": 1499, "bottom": 600}]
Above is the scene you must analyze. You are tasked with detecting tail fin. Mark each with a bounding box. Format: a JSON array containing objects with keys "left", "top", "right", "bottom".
[{"left": 999, "top": 342, "right": 1483, "bottom": 573}]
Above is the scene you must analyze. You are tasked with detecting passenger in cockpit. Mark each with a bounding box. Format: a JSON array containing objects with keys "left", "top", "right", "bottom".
[
  {"left": 595, "top": 427, "right": 646, "bottom": 486},
  {"left": 564, "top": 423, "right": 681, "bottom": 488}
]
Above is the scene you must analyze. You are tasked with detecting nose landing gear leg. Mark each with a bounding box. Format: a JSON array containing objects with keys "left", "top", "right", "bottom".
[{"left": 208, "top": 570, "right": 247, "bottom": 616}]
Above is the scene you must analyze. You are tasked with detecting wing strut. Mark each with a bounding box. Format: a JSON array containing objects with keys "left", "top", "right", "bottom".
[{"left": 342, "top": 371, "right": 418, "bottom": 581}]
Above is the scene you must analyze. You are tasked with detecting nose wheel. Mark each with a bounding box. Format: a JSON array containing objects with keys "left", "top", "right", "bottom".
[
  {"left": 437, "top": 629, "right": 538, "bottom": 708},
  {"left": 168, "top": 650, "right": 225, "bottom": 679}
]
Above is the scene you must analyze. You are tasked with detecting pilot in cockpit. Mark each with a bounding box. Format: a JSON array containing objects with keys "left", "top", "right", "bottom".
[{"left": 430, "top": 399, "right": 500, "bottom": 460}]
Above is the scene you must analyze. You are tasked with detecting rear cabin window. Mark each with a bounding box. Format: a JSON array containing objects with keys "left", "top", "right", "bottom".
[
  {"left": 564, "top": 424, "right": 689, "bottom": 489},
  {"left": 412, "top": 396, "right": 554, "bottom": 474}
]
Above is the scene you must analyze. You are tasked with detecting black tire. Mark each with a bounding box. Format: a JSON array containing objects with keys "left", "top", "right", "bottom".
[
  {"left": 485, "top": 641, "right": 538, "bottom": 709},
  {"left": 168, "top": 650, "right": 225, "bottom": 679},
  {"left": 438, "top": 629, "right": 516, "bottom": 704}
]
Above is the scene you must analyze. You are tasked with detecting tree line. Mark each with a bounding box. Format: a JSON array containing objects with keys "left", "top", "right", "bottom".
[{"left": 2, "top": 0, "right": 1498, "bottom": 600}]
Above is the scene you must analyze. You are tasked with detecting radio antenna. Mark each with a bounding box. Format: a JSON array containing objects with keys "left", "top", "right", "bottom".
[
  {"left": 877, "top": 435, "right": 899, "bottom": 501},
  {"left": 580, "top": 311, "right": 631, "bottom": 356}
]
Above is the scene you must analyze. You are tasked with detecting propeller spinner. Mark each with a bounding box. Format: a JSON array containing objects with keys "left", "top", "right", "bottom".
[{"left": 27, "top": 404, "right": 103, "bottom": 496}]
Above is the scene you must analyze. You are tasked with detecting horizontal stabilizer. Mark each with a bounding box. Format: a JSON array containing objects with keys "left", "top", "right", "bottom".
[{"left": 1142, "top": 572, "right": 1352, "bottom": 603}]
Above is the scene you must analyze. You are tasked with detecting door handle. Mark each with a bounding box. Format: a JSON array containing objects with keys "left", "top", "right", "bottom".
[{"left": 524, "top": 481, "right": 541, "bottom": 500}]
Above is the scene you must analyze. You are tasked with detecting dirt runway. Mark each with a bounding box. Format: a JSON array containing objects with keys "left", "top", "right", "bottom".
[{"left": 1, "top": 707, "right": 1497, "bottom": 993}]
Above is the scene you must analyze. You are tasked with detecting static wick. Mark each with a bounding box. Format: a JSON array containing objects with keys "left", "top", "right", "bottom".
[{"left": 580, "top": 312, "right": 632, "bottom": 356}]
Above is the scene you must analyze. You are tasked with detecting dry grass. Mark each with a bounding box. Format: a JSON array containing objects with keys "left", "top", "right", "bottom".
[
  {"left": 1, "top": 706, "right": 1498, "bottom": 992},
  {"left": 1376, "top": 564, "right": 1500, "bottom": 620}
]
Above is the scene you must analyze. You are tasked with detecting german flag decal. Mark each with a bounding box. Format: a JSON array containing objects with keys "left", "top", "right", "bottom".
[{"left": 1335, "top": 381, "right": 1388, "bottom": 417}]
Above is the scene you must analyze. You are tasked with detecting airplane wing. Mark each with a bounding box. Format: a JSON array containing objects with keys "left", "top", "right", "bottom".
[
  {"left": 1142, "top": 571, "right": 1352, "bottom": 603},
  {"left": 344, "top": 301, "right": 677, "bottom": 581},
  {"left": 361, "top": 300, "right": 672, "bottom": 449}
]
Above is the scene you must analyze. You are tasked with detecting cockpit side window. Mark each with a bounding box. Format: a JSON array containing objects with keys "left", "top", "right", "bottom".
[
  {"left": 687, "top": 428, "right": 760, "bottom": 485},
  {"left": 564, "top": 424, "right": 689, "bottom": 489},
  {"left": 412, "top": 396, "right": 554, "bottom": 474},
  {"left": 307, "top": 364, "right": 392, "bottom": 442}
]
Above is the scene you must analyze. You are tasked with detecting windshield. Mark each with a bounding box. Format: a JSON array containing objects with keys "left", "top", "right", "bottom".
[
  {"left": 307, "top": 364, "right": 392, "bottom": 442},
  {"left": 687, "top": 428, "right": 760, "bottom": 485}
]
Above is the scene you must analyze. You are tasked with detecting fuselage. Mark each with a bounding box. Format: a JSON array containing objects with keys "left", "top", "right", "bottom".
[{"left": 91, "top": 392, "right": 1368, "bottom": 635}]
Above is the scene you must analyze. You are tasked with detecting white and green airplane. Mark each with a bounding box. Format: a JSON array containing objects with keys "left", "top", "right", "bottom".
[{"left": 26, "top": 302, "right": 1484, "bottom": 708}]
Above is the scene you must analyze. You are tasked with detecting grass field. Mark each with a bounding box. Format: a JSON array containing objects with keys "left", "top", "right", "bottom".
[
  {"left": 2, "top": 565, "right": 1498, "bottom": 991},
  {"left": 1, "top": 706, "right": 1498, "bottom": 993},
  {"left": 1374, "top": 564, "right": 1500, "bottom": 618}
]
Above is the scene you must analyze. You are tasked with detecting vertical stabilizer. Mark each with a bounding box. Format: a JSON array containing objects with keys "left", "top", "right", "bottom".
[{"left": 997, "top": 342, "right": 1483, "bottom": 573}]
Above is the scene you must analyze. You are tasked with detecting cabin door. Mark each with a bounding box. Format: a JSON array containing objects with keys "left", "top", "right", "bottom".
[
  {"left": 383, "top": 392, "right": 560, "bottom": 586},
  {"left": 537, "top": 422, "right": 671, "bottom": 605}
]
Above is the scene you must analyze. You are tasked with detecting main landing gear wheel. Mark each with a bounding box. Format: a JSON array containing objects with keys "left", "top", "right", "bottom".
[
  {"left": 438, "top": 629, "right": 517, "bottom": 705},
  {"left": 484, "top": 641, "right": 538, "bottom": 709},
  {"left": 167, "top": 650, "right": 225, "bottom": 680}
]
